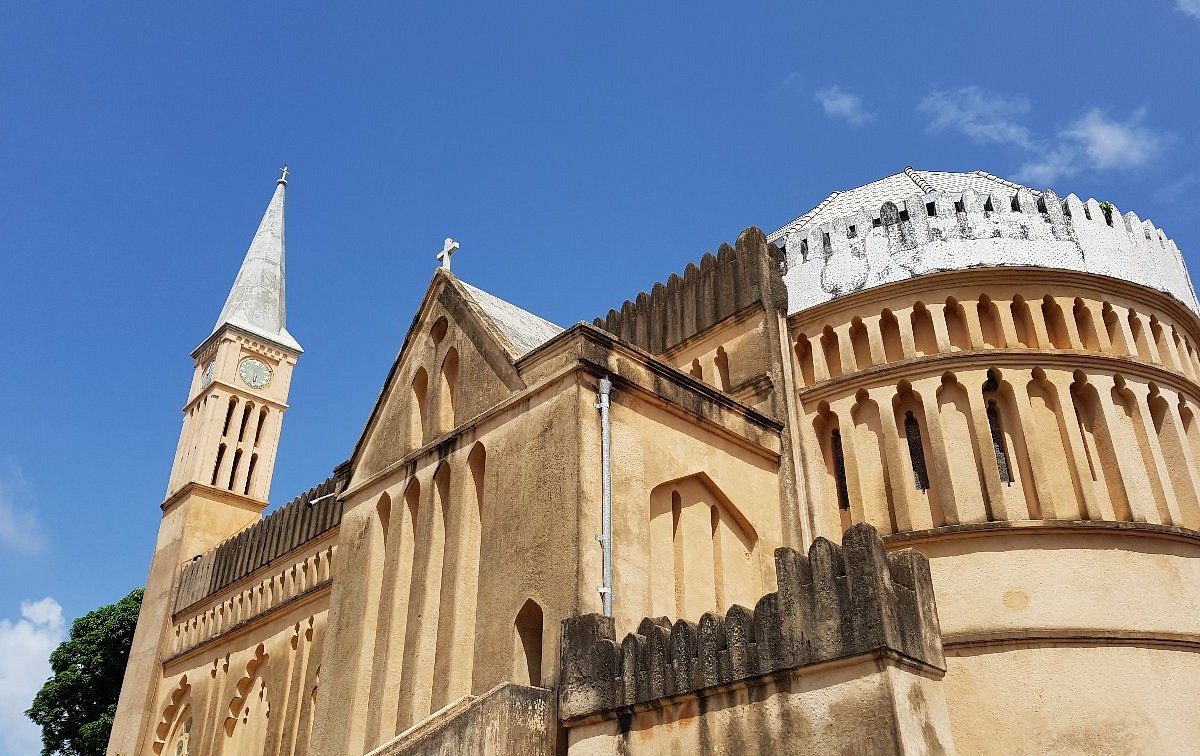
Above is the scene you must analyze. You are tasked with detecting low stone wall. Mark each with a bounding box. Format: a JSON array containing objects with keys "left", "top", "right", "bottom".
[
  {"left": 366, "top": 683, "right": 554, "bottom": 756},
  {"left": 558, "top": 523, "right": 951, "bottom": 754}
]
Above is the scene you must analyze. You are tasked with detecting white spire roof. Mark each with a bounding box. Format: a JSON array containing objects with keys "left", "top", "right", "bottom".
[{"left": 210, "top": 175, "right": 302, "bottom": 353}]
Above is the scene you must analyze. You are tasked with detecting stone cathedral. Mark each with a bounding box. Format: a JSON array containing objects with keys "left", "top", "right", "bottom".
[{"left": 110, "top": 167, "right": 1200, "bottom": 755}]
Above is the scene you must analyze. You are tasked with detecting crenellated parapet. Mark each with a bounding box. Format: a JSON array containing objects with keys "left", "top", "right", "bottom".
[
  {"left": 558, "top": 523, "right": 943, "bottom": 721},
  {"left": 174, "top": 463, "right": 350, "bottom": 613},
  {"left": 591, "top": 226, "right": 787, "bottom": 354},
  {"left": 775, "top": 187, "right": 1198, "bottom": 315}
]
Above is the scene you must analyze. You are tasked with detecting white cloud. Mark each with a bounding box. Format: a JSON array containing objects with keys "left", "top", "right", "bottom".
[
  {"left": 1017, "top": 108, "right": 1165, "bottom": 184},
  {"left": 0, "top": 463, "right": 44, "bottom": 553},
  {"left": 1063, "top": 108, "right": 1163, "bottom": 171},
  {"left": 0, "top": 597, "right": 64, "bottom": 756},
  {"left": 1178, "top": 0, "right": 1200, "bottom": 20},
  {"left": 918, "top": 86, "right": 1033, "bottom": 147},
  {"left": 814, "top": 86, "right": 876, "bottom": 127}
]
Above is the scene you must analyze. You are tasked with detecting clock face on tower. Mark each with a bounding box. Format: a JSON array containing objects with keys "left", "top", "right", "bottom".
[
  {"left": 238, "top": 358, "right": 273, "bottom": 389},
  {"left": 201, "top": 360, "right": 215, "bottom": 388}
]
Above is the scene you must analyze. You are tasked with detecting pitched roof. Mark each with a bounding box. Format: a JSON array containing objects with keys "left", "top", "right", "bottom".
[
  {"left": 767, "top": 168, "right": 1036, "bottom": 243},
  {"left": 459, "top": 280, "right": 563, "bottom": 357},
  {"left": 208, "top": 177, "right": 302, "bottom": 353}
]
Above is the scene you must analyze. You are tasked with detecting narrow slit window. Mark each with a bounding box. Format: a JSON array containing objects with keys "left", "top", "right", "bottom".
[
  {"left": 831, "top": 429, "right": 851, "bottom": 511},
  {"left": 243, "top": 454, "right": 258, "bottom": 496},
  {"left": 904, "top": 411, "right": 930, "bottom": 491},
  {"left": 986, "top": 401, "right": 1014, "bottom": 484},
  {"left": 211, "top": 444, "right": 226, "bottom": 486},
  {"left": 983, "top": 196, "right": 995, "bottom": 213},
  {"left": 926, "top": 201, "right": 937, "bottom": 217}
]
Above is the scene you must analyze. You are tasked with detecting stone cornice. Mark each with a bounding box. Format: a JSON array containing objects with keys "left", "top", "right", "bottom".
[
  {"left": 883, "top": 518, "right": 1200, "bottom": 549},
  {"left": 161, "top": 481, "right": 266, "bottom": 515},
  {"left": 795, "top": 347, "right": 1200, "bottom": 404},
  {"left": 788, "top": 266, "right": 1200, "bottom": 338}
]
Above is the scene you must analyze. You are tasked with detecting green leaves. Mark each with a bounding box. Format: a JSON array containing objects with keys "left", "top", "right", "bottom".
[{"left": 26, "top": 588, "right": 142, "bottom": 756}]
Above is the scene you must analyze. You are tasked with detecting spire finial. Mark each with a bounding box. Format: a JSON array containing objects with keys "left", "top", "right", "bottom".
[
  {"left": 437, "top": 237, "right": 460, "bottom": 271},
  {"left": 278, "top": 165, "right": 290, "bottom": 185}
]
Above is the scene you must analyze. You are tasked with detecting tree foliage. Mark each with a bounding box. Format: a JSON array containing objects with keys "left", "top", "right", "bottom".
[{"left": 26, "top": 588, "right": 143, "bottom": 756}]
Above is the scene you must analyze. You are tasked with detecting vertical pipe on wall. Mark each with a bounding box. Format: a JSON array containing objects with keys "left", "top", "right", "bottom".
[{"left": 596, "top": 378, "right": 614, "bottom": 616}]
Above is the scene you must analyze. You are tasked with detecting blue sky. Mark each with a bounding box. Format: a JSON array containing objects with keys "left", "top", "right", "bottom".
[{"left": 1, "top": 2, "right": 1198, "bottom": 750}]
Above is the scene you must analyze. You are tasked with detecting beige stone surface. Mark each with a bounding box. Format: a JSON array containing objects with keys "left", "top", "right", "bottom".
[{"left": 112, "top": 171, "right": 1200, "bottom": 756}]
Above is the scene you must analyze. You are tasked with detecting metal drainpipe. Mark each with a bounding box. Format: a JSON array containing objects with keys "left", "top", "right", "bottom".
[{"left": 595, "top": 378, "right": 614, "bottom": 616}]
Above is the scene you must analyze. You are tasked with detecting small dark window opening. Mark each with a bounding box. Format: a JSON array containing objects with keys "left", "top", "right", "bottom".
[
  {"left": 1061, "top": 201, "right": 1071, "bottom": 217},
  {"left": 822, "top": 232, "right": 831, "bottom": 250},
  {"left": 926, "top": 201, "right": 938, "bottom": 217},
  {"left": 986, "top": 401, "right": 1014, "bottom": 484},
  {"left": 983, "top": 196, "right": 995, "bottom": 213},
  {"left": 1083, "top": 204, "right": 1092, "bottom": 220},
  {"left": 904, "top": 411, "right": 930, "bottom": 491},
  {"left": 847, "top": 224, "right": 857, "bottom": 238},
  {"left": 831, "top": 429, "right": 851, "bottom": 511},
  {"left": 1036, "top": 195, "right": 1048, "bottom": 214},
  {"left": 1010, "top": 194, "right": 1021, "bottom": 212},
  {"left": 872, "top": 217, "right": 882, "bottom": 228},
  {"left": 898, "top": 207, "right": 910, "bottom": 222},
  {"left": 954, "top": 199, "right": 966, "bottom": 214},
  {"left": 211, "top": 444, "right": 226, "bottom": 486},
  {"left": 799, "top": 239, "right": 809, "bottom": 262}
]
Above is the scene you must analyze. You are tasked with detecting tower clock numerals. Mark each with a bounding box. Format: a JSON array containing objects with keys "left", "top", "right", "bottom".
[{"left": 238, "top": 358, "right": 273, "bottom": 389}]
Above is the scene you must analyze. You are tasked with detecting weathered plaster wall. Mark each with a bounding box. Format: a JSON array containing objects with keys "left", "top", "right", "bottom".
[
  {"left": 943, "top": 645, "right": 1200, "bottom": 755},
  {"left": 565, "top": 659, "right": 952, "bottom": 756},
  {"left": 368, "top": 684, "right": 554, "bottom": 756}
]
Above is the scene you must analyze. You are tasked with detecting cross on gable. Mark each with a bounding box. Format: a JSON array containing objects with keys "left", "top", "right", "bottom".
[{"left": 437, "top": 237, "right": 460, "bottom": 271}]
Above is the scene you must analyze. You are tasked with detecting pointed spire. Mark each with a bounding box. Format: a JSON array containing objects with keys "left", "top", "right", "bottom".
[{"left": 208, "top": 170, "right": 302, "bottom": 353}]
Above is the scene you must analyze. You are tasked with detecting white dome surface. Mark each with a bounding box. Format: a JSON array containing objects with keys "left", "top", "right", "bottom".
[{"left": 769, "top": 168, "right": 1197, "bottom": 315}]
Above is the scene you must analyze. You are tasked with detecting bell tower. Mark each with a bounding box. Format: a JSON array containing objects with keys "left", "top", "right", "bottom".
[{"left": 109, "top": 171, "right": 302, "bottom": 756}]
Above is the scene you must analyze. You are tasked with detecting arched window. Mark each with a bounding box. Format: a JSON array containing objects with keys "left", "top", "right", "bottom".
[
  {"left": 944, "top": 298, "right": 971, "bottom": 350},
  {"left": 429, "top": 316, "right": 448, "bottom": 346},
  {"left": 849, "top": 317, "right": 871, "bottom": 370},
  {"left": 1128, "top": 310, "right": 1153, "bottom": 362},
  {"left": 222, "top": 397, "right": 238, "bottom": 437},
  {"left": 1073, "top": 299, "right": 1099, "bottom": 351},
  {"left": 830, "top": 428, "right": 851, "bottom": 511},
  {"left": 237, "top": 402, "right": 253, "bottom": 442},
  {"left": 982, "top": 377, "right": 1013, "bottom": 485},
  {"left": 1042, "top": 296, "right": 1071, "bottom": 349},
  {"left": 211, "top": 444, "right": 226, "bottom": 486},
  {"left": 513, "top": 599, "right": 543, "bottom": 687},
  {"left": 904, "top": 411, "right": 930, "bottom": 491},
  {"left": 1010, "top": 295, "right": 1039, "bottom": 348},
  {"left": 438, "top": 349, "right": 459, "bottom": 435},
  {"left": 821, "top": 326, "right": 842, "bottom": 378},
  {"left": 243, "top": 454, "right": 258, "bottom": 496},
  {"left": 228, "top": 449, "right": 242, "bottom": 491},
  {"left": 1102, "top": 303, "right": 1127, "bottom": 355},
  {"left": 910, "top": 303, "right": 938, "bottom": 356},
  {"left": 411, "top": 367, "right": 429, "bottom": 446},
  {"left": 223, "top": 647, "right": 270, "bottom": 753},
  {"left": 880, "top": 309, "right": 904, "bottom": 362},
  {"left": 795, "top": 335, "right": 816, "bottom": 386},
  {"left": 977, "top": 296, "right": 1004, "bottom": 348},
  {"left": 253, "top": 408, "right": 268, "bottom": 447}
]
